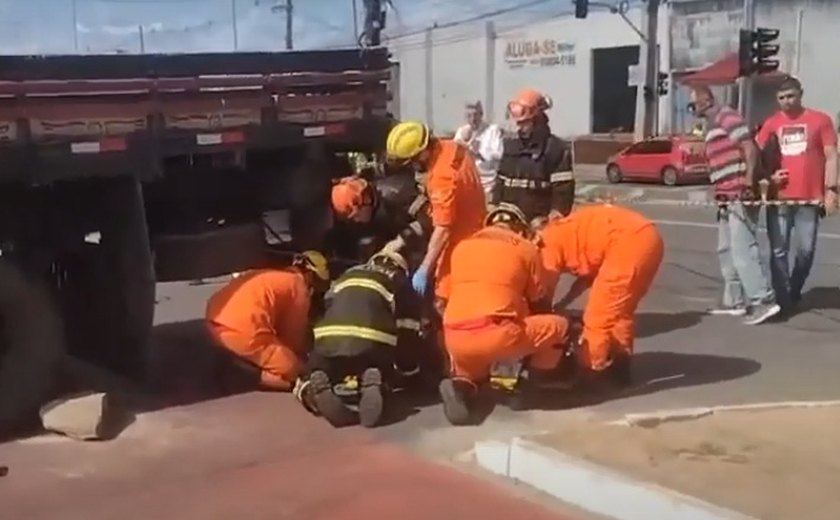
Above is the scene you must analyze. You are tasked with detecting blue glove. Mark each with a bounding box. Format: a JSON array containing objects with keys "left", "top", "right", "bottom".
[{"left": 411, "top": 268, "right": 429, "bottom": 296}]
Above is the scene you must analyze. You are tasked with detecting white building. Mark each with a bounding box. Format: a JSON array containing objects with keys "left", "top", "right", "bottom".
[
  {"left": 390, "top": 7, "right": 671, "bottom": 139},
  {"left": 391, "top": 0, "right": 840, "bottom": 138}
]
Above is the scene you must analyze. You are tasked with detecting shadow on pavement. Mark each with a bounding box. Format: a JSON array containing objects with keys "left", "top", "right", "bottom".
[
  {"left": 636, "top": 311, "right": 704, "bottom": 338},
  {"left": 140, "top": 319, "right": 249, "bottom": 411},
  {"left": 530, "top": 350, "right": 762, "bottom": 411},
  {"left": 798, "top": 287, "right": 840, "bottom": 313}
]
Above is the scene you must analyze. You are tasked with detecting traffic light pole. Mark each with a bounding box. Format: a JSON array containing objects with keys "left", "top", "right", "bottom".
[
  {"left": 641, "top": 0, "right": 660, "bottom": 139},
  {"left": 739, "top": 0, "right": 756, "bottom": 124}
]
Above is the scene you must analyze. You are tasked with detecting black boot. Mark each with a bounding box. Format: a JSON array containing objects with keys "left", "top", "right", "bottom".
[
  {"left": 438, "top": 377, "right": 477, "bottom": 426},
  {"left": 358, "top": 368, "right": 386, "bottom": 428},
  {"left": 292, "top": 378, "right": 318, "bottom": 415},
  {"left": 309, "top": 370, "right": 356, "bottom": 427},
  {"left": 607, "top": 352, "right": 633, "bottom": 388}
]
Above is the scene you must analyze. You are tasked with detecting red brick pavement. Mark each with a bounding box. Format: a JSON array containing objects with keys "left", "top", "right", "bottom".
[{"left": 0, "top": 393, "right": 570, "bottom": 520}]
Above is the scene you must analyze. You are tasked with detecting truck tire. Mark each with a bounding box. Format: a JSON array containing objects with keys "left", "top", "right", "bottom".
[
  {"left": 61, "top": 177, "right": 155, "bottom": 383},
  {"left": 0, "top": 259, "right": 65, "bottom": 435}
]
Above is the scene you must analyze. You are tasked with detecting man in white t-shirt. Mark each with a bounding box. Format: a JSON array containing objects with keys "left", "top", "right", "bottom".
[{"left": 453, "top": 101, "right": 503, "bottom": 200}]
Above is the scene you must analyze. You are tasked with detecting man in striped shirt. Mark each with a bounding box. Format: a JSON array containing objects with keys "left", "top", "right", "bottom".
[{"left": 690, "top": 86, "right": 780, "bottom": 325}]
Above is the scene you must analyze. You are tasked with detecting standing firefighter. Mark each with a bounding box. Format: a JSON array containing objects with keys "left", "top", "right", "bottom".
[
  {"left": 302, "top": 250, "right": 426, "bottom": 428},
  {"left": 385, "top": 121, "right": 487, "bottom": 307},
  {"left": 537, "top": 204, "right": 664, "bottom": 385},
  {"left": 494, "top": 89, "right": 575, "bottom": 221},
  {"left": 205, "top": 251, "right": 330, "bottom": 391}
]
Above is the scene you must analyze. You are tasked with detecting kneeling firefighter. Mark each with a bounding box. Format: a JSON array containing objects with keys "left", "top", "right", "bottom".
[
  {"left": 493, "top": 89, "right": 575, "bottom": 221},
  {"left": 439, "top": 203, "right": 573, "bottom": 426},
  {"left": 205, "top": 251, "right": 330, "bottom": 391},
  {"left": 300, "top": 250, "right": 428, "bottom": 428}
]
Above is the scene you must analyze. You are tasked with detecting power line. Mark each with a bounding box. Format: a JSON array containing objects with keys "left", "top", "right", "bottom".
[{"left": 384, "top": 0, "right": 554, "bottom": 42}]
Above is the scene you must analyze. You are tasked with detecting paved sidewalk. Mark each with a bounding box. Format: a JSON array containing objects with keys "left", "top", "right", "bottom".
[
  {"left": 0, "top": 393, "right": 571, "bottom": 520},
  {"left": 528, "top": 405, "right": 840, "bottom": 520}
]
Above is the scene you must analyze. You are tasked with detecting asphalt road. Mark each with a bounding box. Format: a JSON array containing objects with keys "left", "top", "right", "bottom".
[{"left": 3, "top": 197, "right": 839, "bottom": 519}]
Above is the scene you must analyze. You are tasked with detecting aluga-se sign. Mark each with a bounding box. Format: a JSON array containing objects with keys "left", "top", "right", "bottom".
[{"left": 504, "top": 39, "right": 576, "bottom": 69}]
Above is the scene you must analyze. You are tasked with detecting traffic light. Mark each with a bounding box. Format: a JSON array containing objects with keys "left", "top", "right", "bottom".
[
  {"left": 738, "top": 28, "right": 781, "bottom": 76},
  {"left": 574, "top": 0, "right": 589, "bottom": 19},
  {"left": 657, "top": 72, "right": 669, "bottom": 96}
]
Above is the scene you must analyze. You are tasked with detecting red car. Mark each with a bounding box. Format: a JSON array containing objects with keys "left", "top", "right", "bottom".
[{"left": 605, "top": 135, "right": 709, "bottom": 186}]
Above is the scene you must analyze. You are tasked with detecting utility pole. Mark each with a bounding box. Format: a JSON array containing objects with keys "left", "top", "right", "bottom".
[
  {"left": 352, "top": 0, "right": 359, "bottom": 43},
  {"left": 739, "top": 0, "right": 755, "bottom": 124},
  {"left": 138, "top": 25, "right": 145, "bottom": 53},
  {"left": 72, "top": 0, "right": 79, "bottom": 52},
  {"left": 231, "top": 0, "right": 239, "bottom": 50},
  {"left": 285, "top": 0, "right": 293, "bottom": 50},
  {"left": 641, "top": 0, "right": 660, "bottom": 139}
]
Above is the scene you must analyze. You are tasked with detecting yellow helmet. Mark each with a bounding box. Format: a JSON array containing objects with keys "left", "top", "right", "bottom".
[
  {"left": 293, "top": 250, "right": 330, "bottom": 282},
  {"left": 369, "top": 250, "right": 409, "bottom": 275},
  {"left": 386, "top": 121, "right": 430, "bottom": 161},
  {"left": 485, "top": 202, "right": 529, "bottom": 230}
]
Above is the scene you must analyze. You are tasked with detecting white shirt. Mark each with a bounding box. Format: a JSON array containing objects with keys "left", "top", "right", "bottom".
[{"left": 454, "top": 122, "right": 504, "bottom": 198}]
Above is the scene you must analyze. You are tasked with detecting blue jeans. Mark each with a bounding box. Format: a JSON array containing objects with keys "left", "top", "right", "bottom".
[
  {"left": 765, "top": 204, "right": 820, "bottom": 307},
  {"left": 717, "top": 203, "right": 776, "bottom": 308}
]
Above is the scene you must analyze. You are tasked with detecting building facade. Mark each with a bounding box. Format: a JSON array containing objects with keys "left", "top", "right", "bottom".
[
  {"left": 393, "top": 0, "right": 840, "bottom": 139},
  {"left": 671, "top": 0, "right": 840, "bottom": 129},
  {"left": 391, "top": 7, "right": 671, "bottom": 138}
]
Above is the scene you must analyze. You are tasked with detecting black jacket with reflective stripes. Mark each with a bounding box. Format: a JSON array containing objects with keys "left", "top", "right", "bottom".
[
  {"left": 492, "top": 132, "right": 575, "bottom": 221},
  {"left": 312, "top": 264, "right": 422, "bottom": 359}
]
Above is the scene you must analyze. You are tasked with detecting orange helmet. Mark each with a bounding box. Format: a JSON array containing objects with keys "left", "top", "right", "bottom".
[
  {"left": 331, "top": 176, "right": 374, "bottom": 220},
  {"left": 507, "top": 89, "right": 553, "bottom": 122}
]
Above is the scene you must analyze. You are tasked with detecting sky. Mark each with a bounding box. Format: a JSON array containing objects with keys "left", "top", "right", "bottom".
[{"left": 0, "top": 0, "right": 572, "bottom": 55}]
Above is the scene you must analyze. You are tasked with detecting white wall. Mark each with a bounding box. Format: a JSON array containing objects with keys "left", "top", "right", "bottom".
[{"left": 392, "top": 7, "right": 671, "bottom": 138}]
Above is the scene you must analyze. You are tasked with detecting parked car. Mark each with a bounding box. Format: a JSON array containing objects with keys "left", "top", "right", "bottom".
[{"left": 605, "top": 135, "right": 709, "bottom": 186}]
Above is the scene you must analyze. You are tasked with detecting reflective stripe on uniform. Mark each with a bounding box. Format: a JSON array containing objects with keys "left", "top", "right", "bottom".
[
  {"left": 549, "top": 170, "right": 574, "bottom": 183},
  {"left": 497, "top": 175, "right": 551, "bottom": 190},
  {"left": 332, "top": 278, "right": 395, "bottom": 311},
  {"left": 408, "top": 194, "right": 428, "bottom": 217},
  {"left": 408, "top": 220, "right": 424, "bottom": 236},
  {"left": 312, "top": 325, "right": 398, "bottom": 346},
  {"left": 396, "top": 318, "right": 421, "bottom": 331}
]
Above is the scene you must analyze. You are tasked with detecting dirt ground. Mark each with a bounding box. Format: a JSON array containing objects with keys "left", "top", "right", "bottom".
[{"left": 530, "top": 406, "right": 840, "bottom": 520}]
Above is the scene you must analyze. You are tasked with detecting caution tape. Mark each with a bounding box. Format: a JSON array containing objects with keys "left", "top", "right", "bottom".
[{"left": 575, "top": 193, "right": 824, "bottom": 208}]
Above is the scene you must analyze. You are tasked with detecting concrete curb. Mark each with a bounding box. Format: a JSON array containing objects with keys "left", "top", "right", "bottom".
[
  {"left": 609, "top": 399, "right": 840, "bottom": 428},
  {"left": 473, "top": 437, "right": 758, "bottom": 520}
]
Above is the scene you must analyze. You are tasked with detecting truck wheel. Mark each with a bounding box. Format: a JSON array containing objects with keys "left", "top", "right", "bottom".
[
  {"left": 0, "top": 260, "right": 65, "bottom": 435},
  {"left": 62, "top": 177, "right": 155, "bottom": 383}
]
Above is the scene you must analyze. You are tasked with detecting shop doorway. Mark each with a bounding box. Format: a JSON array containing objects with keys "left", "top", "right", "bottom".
[{"left": 591, "top": 45, "right": 640, "bottom": 133}]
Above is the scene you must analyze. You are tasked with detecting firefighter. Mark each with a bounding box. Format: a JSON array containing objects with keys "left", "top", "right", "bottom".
[
  {"left": 439, "top": 203, "right": 572, "bottom": 425},
  {"left": 493, "top": 89, "right": 575, "bottom": 221},
  {"left": 537, "top": 204, "right": 664, "bottom": 386},
  {"left": 331, "top": 175, "right": 377, "bottom": 225},
  {"left": 302, "top": 250, "right": 426, "bottom": 428},
  {"left": 205, "top": 251, "right": 330, "bottom": 392},
  {"left": 385, "top": 120, "right": 487, "bottom": 308}
]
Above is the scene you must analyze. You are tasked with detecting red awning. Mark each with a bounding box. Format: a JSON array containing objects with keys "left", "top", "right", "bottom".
[{"left": 677, "top": 53, "right": 741, "bottom": 86}]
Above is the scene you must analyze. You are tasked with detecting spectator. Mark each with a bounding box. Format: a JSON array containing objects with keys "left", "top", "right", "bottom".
[
  {"left": 689, "top": 86, "right": 780, "bottom": 325},
  {"left": 756, "top": 76, "right": 839, "bottom": 311},
  {"left": 454, "top": 101, "right": 503, "bottom": 201}
]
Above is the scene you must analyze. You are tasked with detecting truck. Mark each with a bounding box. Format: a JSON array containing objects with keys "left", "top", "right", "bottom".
[{"left": 0, "top": 46, "right": 395, "bottom": 434}]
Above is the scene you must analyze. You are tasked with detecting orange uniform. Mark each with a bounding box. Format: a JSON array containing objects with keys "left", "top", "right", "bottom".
[
  {"left": 205, "top": 269, "right": 312, "bottom": 390},
  {"left": 443, "top": 226, "right": 569, "bottom": 382},
  {"left": 424, "top": 139, "right": 487, "bottom": 301},
  {"left": 540, "top": 204, "right": 664, "bottom": 371}
]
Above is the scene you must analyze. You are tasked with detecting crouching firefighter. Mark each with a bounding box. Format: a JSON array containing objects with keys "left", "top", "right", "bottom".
[
  {"left": 298, "top": 250, "right": 426, "bottom": 428},
  {"left": 439, "top": 203, "right": 574, "bottom": 426},
  {"left": 493, "top": 89, "right": 575, "bottom": 221},
  {"left": 205, "top": 251, "right": 331, "bottom": 391}
]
